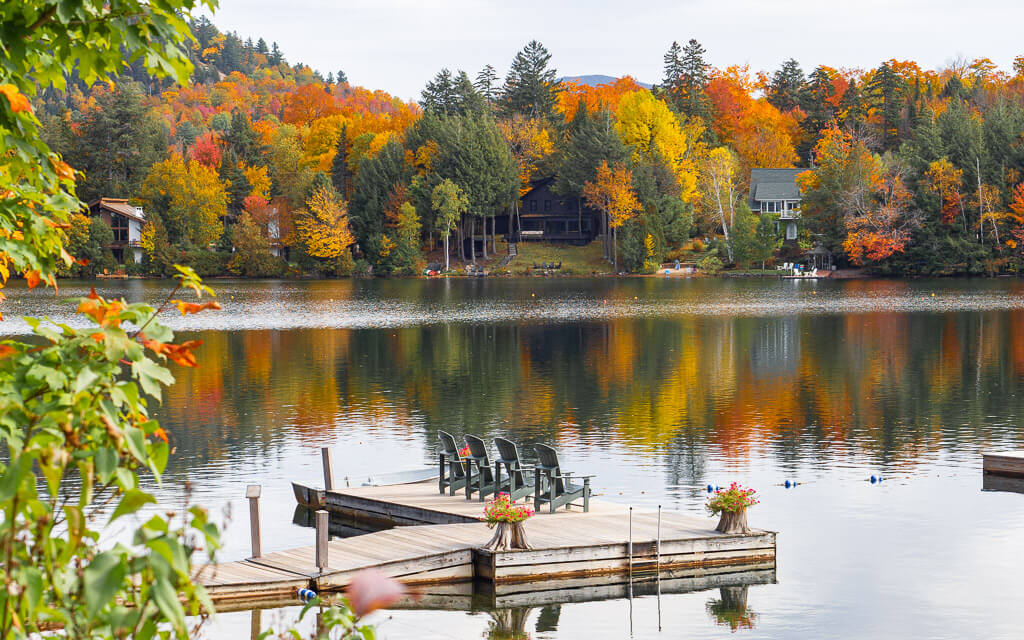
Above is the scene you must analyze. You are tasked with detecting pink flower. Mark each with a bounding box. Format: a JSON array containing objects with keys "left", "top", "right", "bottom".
[{"left": 345, "top": 569, "right": 407, "bottom": 617}]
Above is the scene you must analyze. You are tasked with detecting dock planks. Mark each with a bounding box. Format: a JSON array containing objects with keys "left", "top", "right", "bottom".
[
  {"left": 200, "top": 480, "right": 776, "bottom": 605},
  {"left": 983, "top": 451, "right": 1024, "bottom": 478}
]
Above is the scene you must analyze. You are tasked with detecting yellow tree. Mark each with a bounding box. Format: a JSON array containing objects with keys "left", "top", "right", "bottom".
[
  {"left": 296, "top": 185, "right": 355, "bottom": 274},
  {"left": 924, "top": 158, "right": 965, "bottom": 228},
  {"left": 583, "top": 161, "right": 641, "bottom": 272},
  {"left": 614, "top": 90, "right": 698, "bottom": 202},
  {"left": 699, "top": 147, "right": 740, "bottom": 263},
  {"left": 140, "top": 154, "right": 227, "bottom": 247}
]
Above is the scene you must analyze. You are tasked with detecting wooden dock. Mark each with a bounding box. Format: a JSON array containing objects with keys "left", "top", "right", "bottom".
[
  {"left": 983, "top": 451, "right": 1024, "bottom": 478},
  {"left": 198, "top": 480, "right": 776, "bottom": 606}
]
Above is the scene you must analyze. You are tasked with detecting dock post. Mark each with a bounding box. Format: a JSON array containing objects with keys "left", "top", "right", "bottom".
[
  {"left": 315, "top": 509, "right": 329, "bottom": 573},
  {"left": 321, "top": 447, "right": 335, "bottom": 491},
  {"left": 250, "top": 608, "right": 261, "bottom": 640},
  {"left": 246, "top": 484, "right": 262, "bottom": 559}
]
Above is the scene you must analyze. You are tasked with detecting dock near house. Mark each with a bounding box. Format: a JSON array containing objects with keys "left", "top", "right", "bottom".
[{"left": 198, "top": 479, "right": 776, "bottom": 606}]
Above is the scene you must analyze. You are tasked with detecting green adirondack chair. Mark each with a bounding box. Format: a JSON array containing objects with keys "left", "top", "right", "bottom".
[
  {"left": 493, "top": 437, "right": 535, "bottom": 502},
  {"left": 438, "top": 430, "right": 473, "bottom": 495},
  {"left": 463, "top": 434, "right": 503, "bottom": 501},
  {"left": 533, "top": 443, "right": 593, "bottom": 513}
]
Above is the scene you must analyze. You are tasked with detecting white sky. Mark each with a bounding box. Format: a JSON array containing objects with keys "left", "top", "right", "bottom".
[{"left": 204, "top": 0, "right": 1023, "bottom": 101}]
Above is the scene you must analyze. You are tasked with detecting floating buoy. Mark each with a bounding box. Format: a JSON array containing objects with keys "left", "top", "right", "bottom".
[
  {"left": 706, "top": 484, "right": 713, "bottom": 492},
  {"left": 870, "top": 475, "right": 877, "bottom": 483},
  {"left": 715, "top": 486, "right": 720, "bottom": 491},
  {"left": 297, "top": 588, "right": 317, "bottom": 602},
  {"left": 784, "top": 480, "right": 791, "bottom": 488}
]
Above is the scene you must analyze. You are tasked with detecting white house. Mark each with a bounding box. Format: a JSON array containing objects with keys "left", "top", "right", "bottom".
[{"left": 88, "top": 198, "right": 146, "bottom": 264}]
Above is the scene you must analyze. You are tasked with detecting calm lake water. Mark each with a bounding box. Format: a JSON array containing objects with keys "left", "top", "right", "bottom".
[{"left": 4, "top": 277, "right": 1024, "bottom": 639}]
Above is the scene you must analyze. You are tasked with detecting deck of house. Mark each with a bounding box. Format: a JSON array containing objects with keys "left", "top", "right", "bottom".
[{"left": 198, "top": 479, "right": 776, "bottom": 605}]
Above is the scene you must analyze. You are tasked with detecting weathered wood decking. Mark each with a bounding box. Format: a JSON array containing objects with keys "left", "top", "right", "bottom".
[
  {"left": 983, "top": 451, "right": 1024, "bottom": 478},
  {"left": 199, "top": 480, "right": 776, "bottom": 605}
]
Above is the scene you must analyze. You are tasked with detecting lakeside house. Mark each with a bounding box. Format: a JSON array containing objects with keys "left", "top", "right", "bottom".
[
  {"left": 506, "top": 177, "right": 601, "bottom": 245},
  {"left": 748, "top": 168, "right": 803, "bottom": 242},
  {"left": 88, "top": 198, "right": 145, "bottom": 264}
]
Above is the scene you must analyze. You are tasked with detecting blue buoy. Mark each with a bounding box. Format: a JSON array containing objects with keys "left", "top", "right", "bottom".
[
  {"left": 706, "top": 484, "right": 713, "bottom": 492},
  {"left": 784, "top": 480, "right": 791, "bottom": 488},
  {"left": 297, "top": 588, "right": 317, "bottom": 602},
  {"left": 877, "top": 476, "right": 882, "bottom": 483},
  {"left": 715, "top": 486, "right": 721, "bottom": 491},
  {"left": 870, "top": 475, "right": 877, "bottom": 484}
]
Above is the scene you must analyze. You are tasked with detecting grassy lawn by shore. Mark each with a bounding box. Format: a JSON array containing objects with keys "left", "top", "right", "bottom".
[{"left": 498, "top": 240, "right": 611, "bottom": 275}]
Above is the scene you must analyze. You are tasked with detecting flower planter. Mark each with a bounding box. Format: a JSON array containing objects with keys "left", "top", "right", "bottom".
[
  {"left": 483, "top": 520, "right": 532, "bottom": 551},
  {"left": 715, "top": 506, "right": 751, "bottom": 534}
]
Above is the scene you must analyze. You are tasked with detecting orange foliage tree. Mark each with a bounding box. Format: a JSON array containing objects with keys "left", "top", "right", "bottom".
[{"left": 583, "top": 161, "right": 641, "bottom": 271}]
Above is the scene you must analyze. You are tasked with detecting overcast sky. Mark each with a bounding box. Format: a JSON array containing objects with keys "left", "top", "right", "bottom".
[{"left": 204, "top": 0, "right": 1022, "bottom": 100}]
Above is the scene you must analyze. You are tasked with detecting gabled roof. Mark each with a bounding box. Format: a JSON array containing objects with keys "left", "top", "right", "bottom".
[
  {"left": 89, "top": 198, "right": 146, "bottom": 223},
  {"left": 748, "top": 168, "right": 804, "bottom": 209}
]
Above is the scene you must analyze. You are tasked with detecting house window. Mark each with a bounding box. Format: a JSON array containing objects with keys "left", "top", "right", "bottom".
[
  {"left": 110, "top": 213, "right": 128, "bottom": 243},
  {"left": 567, "top": 220, "right": 580, "bottom": 233},
  {"left": 544, "top": 199, "right": 551, "bottom": 212},
  {"left": 529, "top": 200, "right": 538, "bottom": 212}
]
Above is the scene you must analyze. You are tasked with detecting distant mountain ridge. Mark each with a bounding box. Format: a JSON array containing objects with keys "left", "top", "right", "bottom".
[{"left": 558, "top": 74, "right": 653, "bottom": 89}]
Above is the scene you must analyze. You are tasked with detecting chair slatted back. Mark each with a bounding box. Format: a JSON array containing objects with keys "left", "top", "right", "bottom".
[
  {"left": 438, "top": 430, "right": 466, "bottom": 479},
  {"left": 464, "top": 434, "right": 493, "bottom": 482},
  {"left": 495, "top": 437, "right": 527, "bottom": 487},
  {"left": 533, "top": 443, "right": 566, "bottom": 493}
]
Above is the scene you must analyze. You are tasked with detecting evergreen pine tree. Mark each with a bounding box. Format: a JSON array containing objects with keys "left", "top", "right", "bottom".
[
  {"left": 474, "top": 64, "right": 500, "bottom": 105},
  {"left": 330, "top": 123, "right": 350, "bottom": 198},
  {"left": 421, "top": 68, "right": 457, "bottom": 115},
  {"left": 866, "top": 62, "right": 906, "bottom": 151},
  {"left": 768, "top": 58, "right": 806, "bottom": 112},
  {"left": 501, "top": 40, "right": 558, "bottom": 121}
]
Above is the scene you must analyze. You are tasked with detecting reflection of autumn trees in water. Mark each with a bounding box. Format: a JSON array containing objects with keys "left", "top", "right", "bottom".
[{"left": 158, "top": 310, "right": 1024, "bottom": 469}]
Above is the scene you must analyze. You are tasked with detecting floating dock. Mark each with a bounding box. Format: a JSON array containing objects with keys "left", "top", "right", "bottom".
[
  {"left": 198, "top": 479, "right": 776, "bottom": 605},
  {"left": 982, "top": 451, "right": 1024, "bottom": 478}
]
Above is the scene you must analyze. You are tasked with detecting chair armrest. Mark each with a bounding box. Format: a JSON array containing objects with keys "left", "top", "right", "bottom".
[{"left": 552, "top": 474, "right": 596, "bottom": 480}]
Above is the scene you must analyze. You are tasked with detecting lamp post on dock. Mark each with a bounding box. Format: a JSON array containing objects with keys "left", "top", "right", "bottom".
[{"left": 246, "top": 484, "right": 262, "bottom": 559}]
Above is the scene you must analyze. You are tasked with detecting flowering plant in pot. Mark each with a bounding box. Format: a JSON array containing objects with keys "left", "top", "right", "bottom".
[
  {"left": 706, "top": 482, "right": 759, "bottom": 534},
  {"left": 482, "top": 493, "right": 534, "bottom": 550}
]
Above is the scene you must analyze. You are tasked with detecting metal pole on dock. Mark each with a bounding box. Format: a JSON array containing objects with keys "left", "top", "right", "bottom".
[
  {"left": 321, "top": 447, "right": 335, "bottom": 491},
  {"left": 656, "top": 505, "right": 661, "bottom": 572},
  {"left": 246, "top": 484, "right": 262, "bottom": 559},
  {"left": 657, "top": 504, "right": 662, "bottom": 633},
  {"left": 315, "top": 509, "right": 329, "bottom": 573},
  {"left": 628, "top": 506, "right": 633, "bottom": 576}
]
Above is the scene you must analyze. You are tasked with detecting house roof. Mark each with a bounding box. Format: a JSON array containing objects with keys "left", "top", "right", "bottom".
[
  {"left": 89, "top": 198, "right": 146, "bottom": 223},
  {"left": 748, "top": 168, "right": 804, "bottom": 208}
]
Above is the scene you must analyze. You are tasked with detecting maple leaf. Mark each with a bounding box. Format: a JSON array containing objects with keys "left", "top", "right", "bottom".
[
  {"left": 24, "top": 270, "right": 41, "bottom": 289},
  {"left": 0, "top": 84, "right": 32, "bottom": 113},
  {"left": 77, "top": 296, "right": 123, "bottom": 327},
  {"left": 172, "top": 300, "right": 221, "bottom": 316}
]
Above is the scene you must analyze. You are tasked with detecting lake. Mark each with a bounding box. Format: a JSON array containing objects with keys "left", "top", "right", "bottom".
[{"left": 4, "top": 276, "right": 1024, "bottom": 639}]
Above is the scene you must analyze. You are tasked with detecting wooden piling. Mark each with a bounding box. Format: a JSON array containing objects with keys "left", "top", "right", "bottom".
[
  {"left": 321, "top": 447, "right": 335, "bottom": 491},
  {"left": 315, "top": 509, "right": 329, "bottom": 572},
  {"left": 246, "top": 484, "right": 262, "bottom": 559}
]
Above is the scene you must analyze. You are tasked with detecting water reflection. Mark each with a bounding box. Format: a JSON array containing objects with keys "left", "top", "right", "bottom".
[
  {"left": 707, "top": 586, "right": 757, "bottom": 632},
  {"left": 5, "top": 278, "right": 1024, "bottom": 638}
]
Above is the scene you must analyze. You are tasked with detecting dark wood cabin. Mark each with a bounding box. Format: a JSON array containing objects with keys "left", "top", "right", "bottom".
[{"left": 505, "top": 177, "right": 601, "bottom": 245}]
